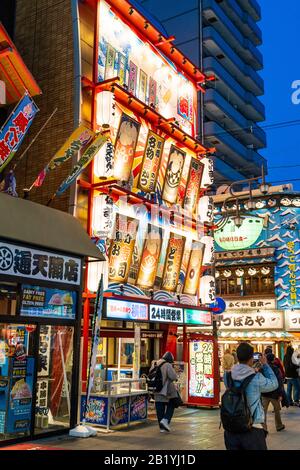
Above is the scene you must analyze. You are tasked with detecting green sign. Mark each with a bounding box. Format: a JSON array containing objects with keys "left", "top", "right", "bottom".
[
  {"left": 214, "top": 217, "right": 264, "bottom": 250},
  {"left": 184, "top": 309, "right": 212, "bottom": 326}
]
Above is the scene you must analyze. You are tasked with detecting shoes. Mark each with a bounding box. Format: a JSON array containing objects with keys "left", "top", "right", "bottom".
[
  {"left": 160, "top": 429, "right": 167, "bottom": 433},
  {"left": 160, "top": 418, "right": 171, "bottom": 432},
  {"left": 277, "top": 425, "right": 285, "bottom": 432}
]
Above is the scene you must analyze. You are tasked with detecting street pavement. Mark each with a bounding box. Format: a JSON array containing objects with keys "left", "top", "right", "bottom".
[{"left": 33, "top": 404, "right": 300, "bottom": 451}]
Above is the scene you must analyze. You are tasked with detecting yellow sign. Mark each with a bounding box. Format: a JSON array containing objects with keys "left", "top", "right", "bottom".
[
  {"left": 183, "top": 241, "right": 205, "bottom": 295},
  {"left": 161, "top": 234, "right": 185, "bottom": 292}
]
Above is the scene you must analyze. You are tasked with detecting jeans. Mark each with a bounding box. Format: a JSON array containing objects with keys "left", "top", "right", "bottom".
[
  {"left": 155, "top": 401, "right": 175, "bottom": 428},
  {"left": 262, "top": 397, "right": 284, "bottom": 431},
  {"left": 224, "top": 428, "right": 268, "bottom": 450},
  {"left": 287, "top": 378, "right": 300, "bottom": 404},
  {"left": 223, "top": 371, "right": 231, "bottom": 389}
]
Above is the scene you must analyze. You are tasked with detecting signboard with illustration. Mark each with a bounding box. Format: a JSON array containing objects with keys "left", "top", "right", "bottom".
[
  {"left": 109, "top": 396, "right": 129, "bottom": 426},
  {"left": 214, "top": 217, "right": 264, "bottom": 251},
  {"left": 189, "top": 340, "right": 214, "bottom": 399},
  {"left": 80, "top": 396, "right": 108, "bottom": 426},
  {"left": 20, "top": 286, "right": 76, "bottom": 319},
  {"left": 130, "top": 394, "right": 147, "bottom": 422}
]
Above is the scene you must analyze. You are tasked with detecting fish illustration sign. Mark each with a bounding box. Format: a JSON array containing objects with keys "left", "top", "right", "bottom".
[{"left": 214, "top": 217, "right": 264, "bottom": 250}]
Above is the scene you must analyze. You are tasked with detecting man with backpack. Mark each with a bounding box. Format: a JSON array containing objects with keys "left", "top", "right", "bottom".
[
  {"left": 220, "top": 342, "right": 278, "bottom": 450},
  {"left": 148, "top": 351, "right": 178, "bottom": 433}
]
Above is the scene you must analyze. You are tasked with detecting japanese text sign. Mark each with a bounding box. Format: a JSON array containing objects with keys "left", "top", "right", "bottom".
[
  {"left": 0, "top": 93, "right": 38, "bottom": 172},
  {"left": 184, "top": 309, "right": 212, "bottom": 326},
  {"left": 106, "top": 299, "right": 148, "bottom": 321},
  {"left": 0, "top": 241, "right": 81, "bottom": 285},
  {"left": 20, "top": 285, "right": 76, "bottom": 319},
  {"left": 138, "top": 131, "right": 165, "bottom": 193},
  {"left": 216, "top": 311, "right": 283, "bottom": 330},
  {"left": 285, "top": 310, "right": 300, "bottom": 330},
  {"left": 149, "top": 305, "right": 184, "bottom": 323},
  {"left": 189, "top": 341, "right": 214, "bottom": 398}
]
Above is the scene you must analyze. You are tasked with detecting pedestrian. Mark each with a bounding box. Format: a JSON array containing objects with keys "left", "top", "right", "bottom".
[
  {"left": 232, "top": 349, "right": 238, "bottom": 364},
  {"left": 222, "top": 342, "right": 278, "bottom": 450},
  {"left": 264, "top": 347, "right": 285, "bottom": 379},
  {"left": 284, "top": 345, "right": 300, "bottom": 406},
  {"left": 222, "top": 349, "right": 234, "bottom": 388},
  {"left": 262, "top": 354, "right": 285, "bottom": 432},
  {"left": 149, "top": 351, "right": 178, "bottom": 433}
]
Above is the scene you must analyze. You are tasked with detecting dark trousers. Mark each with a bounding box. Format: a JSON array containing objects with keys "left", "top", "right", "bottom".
[
  {"left": 224, "top": 428, "right": 268, "bottom": 450},
  {"left": 155, "top": 401, "right": 175, "bottom": 428}
]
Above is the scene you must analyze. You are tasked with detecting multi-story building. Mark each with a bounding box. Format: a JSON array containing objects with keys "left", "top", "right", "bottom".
[{"left": 139, "top": 0, "right": 267, "bottom": 184}]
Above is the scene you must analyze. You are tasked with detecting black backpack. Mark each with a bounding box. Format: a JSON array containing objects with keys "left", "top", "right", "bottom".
[
  {"left": 220, "top": 373, "right": 256, "bottom": 433},
  {"left": 147, "top": 361, "right": 166, "bottom": 394}
]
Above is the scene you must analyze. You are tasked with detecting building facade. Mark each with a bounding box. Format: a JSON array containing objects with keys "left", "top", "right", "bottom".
[{"left": 138, "top": 0, "right": 267, "bottom": 184}]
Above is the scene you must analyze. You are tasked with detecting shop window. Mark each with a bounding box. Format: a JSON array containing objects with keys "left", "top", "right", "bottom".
[
  {"left": 0, "top": 283, "right": 17, "bottom": 316},
  {"left": 34, "top": 325, "right": 74, "bottom": 435}
]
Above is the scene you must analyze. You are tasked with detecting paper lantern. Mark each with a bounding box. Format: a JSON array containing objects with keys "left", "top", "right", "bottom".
[
  {"left": 97, "top": 91, "right": 114, "bottom": 128},
  {"left": 92, "top": 194, "right": 114, "bottom": 238},
  {"left": 198, "top": 196, "right": 214, "bottom": 224},
  {"left": 200, "top": 235, "right": 214, "bottom": 265},
  {"left": 199, "top": 275, "right": 216, "bottom": 304},
  {"left": 87, "top": 258, "right": 108, "bottom": 293},
  {"left": 200, "top": 157, "right": 214, "bottom": 188},
  {"left": 94, "top": 140, "right": 114, "bottom": 178}
]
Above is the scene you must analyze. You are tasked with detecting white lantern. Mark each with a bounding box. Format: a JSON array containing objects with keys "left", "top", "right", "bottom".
[
  {"left": 92, "top": 194, "right": 114, "bottom": 238},
  {"left": 200, "top": 235, "right": 214, "bottom": 265},
  {"left": 198, "top": 196, "right": 214, "bottom": 224},
  {"left": 200, "top": 157, "right": 214, "bottom": 188},
  {"left": 97, "top": 91, "right": 114, "bottom": 128},
  {"left": 94, "top": 140, "right": 114, "bottom": 178},
  {"left": 199, "top": 275, "right": 216, "bottom": 304},
  {"left": 87, "top": 258, "right": 108, "bottom": 293}
]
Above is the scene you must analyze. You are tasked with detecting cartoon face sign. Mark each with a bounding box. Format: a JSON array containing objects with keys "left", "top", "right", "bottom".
[
  {"left": 248, "top": 267, "right": 257, "bottom": 276},
  {"left": 256, "top": 200, "right": 266, "bottom": 209},
  {"left": 281, "top": 197, "right": 292, "bottom": 207},
  {"left": 223, "top": 269, "right": 232, "bottom": 278},
  {"left": 235, "top": 269, "right": 244, "bottom": 277},
  {"left": 267, "top": 198, "right": 277, "bottom": 207},
  {"left": 292, "top": 198, "right": 300, "bottom": 207}
]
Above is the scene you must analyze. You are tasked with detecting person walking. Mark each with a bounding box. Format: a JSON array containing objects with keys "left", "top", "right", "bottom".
[
  {"left": 232, "top": 349, "right": 238, "bottom": 364},
  {"left": 284, "top": 345, "right": 300, "bottom": 406},
  {"left": 262, "top": 354, "right": 285, "bottom": 432},
  {"left": 222, "top": 342, "right": 278, "bottom": 450},
  {"left": 222, "top": 349, "right": 234, "bottom": 388},
  {"left": 149, "top": 351, "right": 178, "bottom": 433}
]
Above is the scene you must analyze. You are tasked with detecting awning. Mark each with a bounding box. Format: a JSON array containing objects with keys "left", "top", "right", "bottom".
[
  {"left": 0, "top": 23, "right": 41, "bottom": 105},
  {"left": 0, "top": 193, "right": 104, "bottom": 260},
  {"left": 218, "top": 331, "right": 293, "bottom": 340}
]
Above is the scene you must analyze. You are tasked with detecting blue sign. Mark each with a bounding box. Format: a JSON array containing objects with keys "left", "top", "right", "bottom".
[
  {"left": 80, "top": 395, "right": 108, "bottom": 426},
  {"left": 210, "top": 297, "right": 226, "bottom": 314},
  {"left": 20, "top": 285, "right": 77, "bottom": 320}
]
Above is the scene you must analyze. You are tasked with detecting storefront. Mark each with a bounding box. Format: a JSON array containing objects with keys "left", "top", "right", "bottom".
[{"left": 0, "top": 193, "right": 103, "bottom": 444}]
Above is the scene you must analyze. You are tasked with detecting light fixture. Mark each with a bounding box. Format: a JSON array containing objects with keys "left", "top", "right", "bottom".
[
  {"left": 233, "top": 214, "right": 244, "bottom": 228},
  {"left": 144, "top": 22, "right": 149, "bottom": 29},
  {"left": 129, "top": 7, "right": 134, "bottom": 15},
  {"left": 170, "top": 47, "right": 175, "bottom": 54},
  {"left": 259, "top": 165, "right": 270, "bottom": 195}
]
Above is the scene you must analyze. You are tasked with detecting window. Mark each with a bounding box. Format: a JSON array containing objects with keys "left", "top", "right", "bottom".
[
  {"left": 0, "top": 283, "right": 17, "bottom": 316},
  {"left": 216, "top": 265, "right": 275, "bottom": 296}
]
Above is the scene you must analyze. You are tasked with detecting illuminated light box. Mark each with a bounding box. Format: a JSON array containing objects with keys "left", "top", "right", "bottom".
[
  {"left": 189, "top": 340, "right": 214, "bottom": 398},
  {"left": 184, "top": 309, "right": 212, "bottom": 326},
  {"left": 106, "top": 299, "right": 148, "bottom": 321},
  {"left": 149, "top": 304, "right": 184, "bottom": 324},
  {"left": 214, "top": 217, "right": 264, "bottom": 251}
]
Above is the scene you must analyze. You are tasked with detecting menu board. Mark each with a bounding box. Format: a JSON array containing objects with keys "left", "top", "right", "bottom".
[
  {"left": 189, "top": 341, "right": 214, "bottom": 398},
  {"left": 20, "top": 285, "right": 76, "bottom": 320}
]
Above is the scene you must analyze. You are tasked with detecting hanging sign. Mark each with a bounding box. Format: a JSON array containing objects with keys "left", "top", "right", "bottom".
[
  {"left": 214, "top": 217, "right": 264, "bottom": 250},
  {"left": 216, "top": 311, "right": 284, "bottom": 330},
  {"left": 105, "top": 299, "right": 148, "bottom": 321},
  {"left": 198, "top": 196, "right": 214, "bottom": 224},
  {"left": 113, "top": 114, "right": 140, "bottom": 182},
  {"left": 183, "top": 241, "right": 205, "bottom": 295},
  {"left": 161, "top": 235, "right": 185, "bottom": 292},
  {"left": 138, "top": 131, "right": 165, "bottom": 193},
  {"left": 200, "top": 157, "right": 214, "bottom": 188},
  {"left": 0, "top": 93, "right": 39, "bottom": 172},
  {"left": 162, "top": 146, "right": 185, "bottom": 204},
  {"left": 108, "top": 215, "right": 139, "bottom": 283},
  {"left": 189, "top": 340, "right": 214, "bottom": 398},
  {"left": 136, "top": 226, "right": 162, "bottom": 289},
  {"left": 184, "top": 309, "right": 212, "bottom": 326},
  {"left": 184, "top": 158, "right": 204, "bottom": 213},
  {"left": 92, "top": 194, "right": 114, "bottom": 238},
  {"left": 199, "top": 275, "right": 216, "bottom": 304},
  {"left": 201, "top": 236, "right": 214, "bottom": 266},
  {"left": 94, "top": 139, "right": 114, "bottom": 178},
  {"left": 149, "top": 304, "right": 184, "bottom": 323}
]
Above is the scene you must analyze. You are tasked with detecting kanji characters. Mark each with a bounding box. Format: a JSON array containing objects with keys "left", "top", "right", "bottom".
[
  {"left": 48, "top": 256, "right": 64, "bottom": 280},
  {"left": 32, "top": 254, "right": 48, "bottom": 277},
  {"left": 0, "top": 140, "right": 10, "bottom": 162},
  {"left": 14, "top": 250, "right": 32, "bottom": 275},
  {"left": 12, "top": 111, "right": 29, "bottom": 134},
  {"left": 64, "top": 259, "right": 79, "bottom": 283}
]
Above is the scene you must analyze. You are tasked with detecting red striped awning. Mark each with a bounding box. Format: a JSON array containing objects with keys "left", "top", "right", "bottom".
[{"left": 0, "top": 23, "right": 41, "bottom": 105}]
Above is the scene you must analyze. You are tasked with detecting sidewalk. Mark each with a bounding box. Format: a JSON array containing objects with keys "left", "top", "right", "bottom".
[{"left": 31, "top": 405, "right": 300, "bottom": 451}]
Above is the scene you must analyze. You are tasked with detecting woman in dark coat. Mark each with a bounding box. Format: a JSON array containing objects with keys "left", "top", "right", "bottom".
[{"left": 283, "top": 346, "right": 300, "bottom": 406}]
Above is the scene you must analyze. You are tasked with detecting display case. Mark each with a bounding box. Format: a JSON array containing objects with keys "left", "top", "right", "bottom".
[{"left": 80, "top": 378, "right": 148, "bottom": 430}]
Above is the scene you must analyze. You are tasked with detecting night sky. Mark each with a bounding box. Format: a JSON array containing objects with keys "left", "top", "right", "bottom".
[{"left": 260, "top": 0, "right": 300, "bottom": 190}]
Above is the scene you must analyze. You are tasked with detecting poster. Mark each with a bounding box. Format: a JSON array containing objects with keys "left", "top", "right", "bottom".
[
  {"left": 37, "top": 325, "right": 51, "bottom": 378},
  {"left": 113, "top": 114, "right": 140, "bottom": 182},
  {"left": 136, "top": 225, "right": 162, "bottom": 288},
  {"left": 162, "top": 146, "right": 185, "bottom": 204},
  {"left": 148, "top": 77, "right": 157, "bottom": 108},
  {"left": 161, "top": 234, "right": 185, "bottom": 292},
  {"left": 139, "top": 70, "right": 148, "bottom": 103},
  {"left": 110, "top": 396, "right": 129, "bottom": 426},
  {"left": 138, "top": 131, "right": 165, "bottom": 193},
  {"left": 105, "top": 44, "right": 116, "bottom": 79},
  {"left": 108, "top": 215, "right": 139, "bottom": 283},
  {"left": 173, "top": 362, "right": 188, "bottom": 403},
  {"left": 0, "top": 93, "right": 38, "bottom": 172},
  {"left": 20, "top": 285, "right": 76, "bottom": 319},
  {"left": 184, "top": 158, "right": 204, "bottom": 213},
  {"left": 80, "top": 395, "right": 108, "bottom": 425},
  {"left": 117, "top": 53, "right": 127, "bottom": 86},
  {"left": 183, "top": 242, "right": 205, "bottom": 295},
  {"left": 128, "top": 61, "right": 138, "bottom": 95},
  {"left": 130, "top": 394, "right": 147, "bottom": 422},
  {"left": 189, "top": 341, "right": 214, "bottom": 398}
]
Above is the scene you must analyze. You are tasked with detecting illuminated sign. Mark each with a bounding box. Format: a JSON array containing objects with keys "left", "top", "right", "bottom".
[
  {"left": 136, "top": 226, "right": 162, "bottom": 289},
  {"left": 184, "top": 309, "right": 212, "bottom": 326},
  {"left": 216, "top": 311, "right": 283, "bottom": 330},
  {"left": 161, "top": 234, "right": 185, "bottom": 292},
  {"left": 183, "top": 241, "right": 205, "bottom": 295},
  {"left": 285, "top": 310, "right": 300, "bottom": 330},
  {"left": 189, "top": 341, "right": 214, "bottom": 398},
  {"left": 214, "top": 217, "right": 264, "bottom": 250},
  {"left": 106, "top": 299, "right": 148, "bottom": 321},
  {"left": 149, "top": 305, "right": 184, "bottom": 323}
]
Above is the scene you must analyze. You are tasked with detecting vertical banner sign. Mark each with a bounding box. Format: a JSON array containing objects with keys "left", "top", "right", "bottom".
[
  {"left": 184, "top": 158, "right": 204, "bottom": 213},
  {"left": 287, "top": 241, "right": 299, "bottom": 308},
  {"left": 56, "top": 133, "right": 107, "bottom": 195},
  {"left": 138, "top": 131, "right": 165, "bottom": 193},
  {"left": 161, "top": 234, "right": 186, "bottom": 292},
  {"left": 33, "top": 125, "right": 94, "bottom": 187},
  {"left": 189, "top": 340, "right": 214, "bottom": 398},
  {"left": 0, "top": 93, "right": 39, "bottom": 172},
  {"left": 136, "top": 226, "right": 162, "bottom": 289},
  {"left": 133, "top": 325, "right": 141, "bottom": 382},
  {"left": 109, "top": 215, "right": 139, "bottom": 283},
  {"left": 92, "top": 194, "right": 114, "bottom": 238},
  {"left": 94, "top": 138, "right": 114, "bottom": 178},
  {"left": 114, "top": 114, "right": 140, "bottom": 182},
  {"left": 139, "top": 70, "right": 148, "bottom": 103},
  {"left": 105, "top": 44, "right": 116, "bottom": 79},
  {"left": 183, "top": 241, "right": 205, "bottom": 295},
  {"left": 128, "top": 61, "right": 138, "bottom": 95},
  {"left": 149, "top": 78, "right": 157, "bottom": 108},
  {"left": 162, "top": 146, "right": 186, "bottom": 204},
  {"left": 118, "top": 53, "right": 127, "bottom": 86},
  {"left": 87, "top": 275, "right": 104, "bottom": 402}
]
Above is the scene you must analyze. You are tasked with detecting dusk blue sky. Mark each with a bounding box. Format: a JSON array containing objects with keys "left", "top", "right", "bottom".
[{"left": 260, "top": 0, "right": 300, "bottom": 190}]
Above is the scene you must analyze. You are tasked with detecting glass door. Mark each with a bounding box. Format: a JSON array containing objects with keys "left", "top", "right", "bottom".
[
  {"left": 34, "top": 325, "right": 74, "bottom": 435},
  {"left": 0, "top": 323, "right": 36, "bottom": 442}
]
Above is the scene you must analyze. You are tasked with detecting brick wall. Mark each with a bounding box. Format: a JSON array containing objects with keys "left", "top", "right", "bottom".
[{"left": 11, "top": 0, "right": 76, "bottom": 212}]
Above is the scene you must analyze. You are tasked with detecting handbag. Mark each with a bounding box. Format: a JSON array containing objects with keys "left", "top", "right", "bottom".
[{"left": 170, "top": 391, "right": 184, "bottom": 408}]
